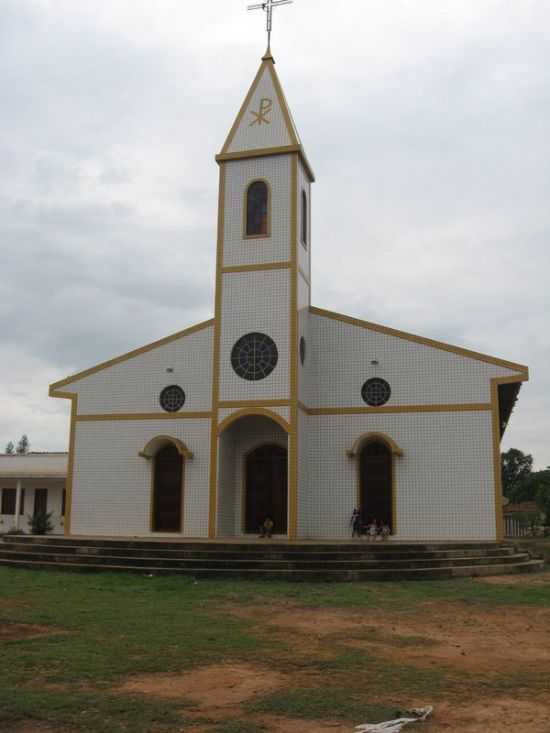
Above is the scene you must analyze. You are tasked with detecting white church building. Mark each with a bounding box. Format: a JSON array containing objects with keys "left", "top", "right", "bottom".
[{"left": 49, "top": 49, "right": 528, "bottom": 542}]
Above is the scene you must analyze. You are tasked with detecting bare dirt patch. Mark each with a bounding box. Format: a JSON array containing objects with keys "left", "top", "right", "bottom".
[
  {"left": 9, "top": 723, "right": 77, "bottom": 733},
  {"left": 479, "top": 571, "right": 550, "bottom": 586},
  {"left": 263, "top": 717, "right": 352, "bottom": 732},
  {"left": 225, "top": 599, "right": 550, "bottom": 675},
  {"left": 117, "top": 663, "right": 286, "bottom": 709},
  {"left": 422, "top": 697, "right": 550, "bottom": 733},
  {"left": 0, "top": 623, "right": 64, "bottom": 641},
  {"left": 0, "top": 597, "right": 31, "bottom": 609}
]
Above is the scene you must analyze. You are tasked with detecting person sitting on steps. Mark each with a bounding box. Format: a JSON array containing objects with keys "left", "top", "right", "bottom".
[{"left": 259, "top": 515, "right": 275, "bottom": 539}]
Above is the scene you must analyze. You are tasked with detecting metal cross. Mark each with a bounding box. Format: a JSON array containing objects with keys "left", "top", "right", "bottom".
[{"left": 247, "top": 0, "right": 293, "bottom": 51}]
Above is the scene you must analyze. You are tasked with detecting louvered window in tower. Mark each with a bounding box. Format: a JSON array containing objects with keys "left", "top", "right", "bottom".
[
  {"left": 301, "top": 190, "right": 308, "bottom": 248},
  {"left": 245, "top": 180, "right": 269, "bottom": 237}
]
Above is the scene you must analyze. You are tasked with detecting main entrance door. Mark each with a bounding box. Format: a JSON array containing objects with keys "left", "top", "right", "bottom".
[
  {"left": 245, "top": 444, "right": 288, "bottom": 535},
  {"left": 360, "top": 441, "right": 393, "bottom": 530},
  {"left": 153, "top": 444, "right": 183, "bottom": 532}
]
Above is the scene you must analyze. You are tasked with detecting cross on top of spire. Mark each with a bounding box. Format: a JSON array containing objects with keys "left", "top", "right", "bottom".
[{"left": 247, "top": 0, "right": 293, "bottom": 54}]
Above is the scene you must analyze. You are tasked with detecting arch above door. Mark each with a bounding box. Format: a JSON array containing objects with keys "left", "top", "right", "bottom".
[
  {"left": 139, "top": 435, "right": 194, "bottom": 460},
  {"left": 346, "top": 432, "right": 403, "bottom": 459}
]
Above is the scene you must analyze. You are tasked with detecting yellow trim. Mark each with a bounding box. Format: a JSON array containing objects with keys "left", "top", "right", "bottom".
[
  {"left": 219, "top": 399, "right": 290, "bottom": 408},
  {"left": 149, "top": 448, "right": 185, "bottom": 534},
  {"left": 208, "top": 164, "right": 227, "bottom": 538},
  {"left": 220, "top": 59, "right": 267, "bottom": 154},
  {"left": 347, "top": 432, "right": 404, "bottom": 458},
  {"left": 297, "top": 400, "right": 309, "bottom": 414},
  {"left": 353, "top": 437, "right": 398, "bottom": 535},
  {"left": 305, "top": 403, "right": 491, "bottom": 416},
  {"left": 64, "top": 394, "right": 77, "bottom": 536},
  {"left": 217, "top": 408, "right": 291, "bottom": 435},
  {"left": 139, "top": 436, "right": 194, "bottom": 460},
  {"left": 265, "top": 58, "right": 300, "bottom": 147},
  {"left": 298, "top": 266, "right": 310, "bottom": 286},
  {"left": 49, "top": 319, "right": 214, "bottom": 392},
  {"left": 76, "top": 412, "right": 211, "bottom": 422},
  {"left": 243, "top": 178, "right": 272, "bottom": 239},
  {"left": 288, "top": 153, "right": 299, "bottom": 540},
  {"left": 310, "top": 306, "right": 529, "bottom": 374},
  {"left": 491, "top": 373, "right": 529, "bottom": 541},
  {"left": 222, "top": 261, "right": 291, "bottom": 274}
]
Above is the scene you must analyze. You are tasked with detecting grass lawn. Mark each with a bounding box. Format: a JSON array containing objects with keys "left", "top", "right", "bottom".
[{"left": 1, "top": 566, "right": 550, "bottom": 732}]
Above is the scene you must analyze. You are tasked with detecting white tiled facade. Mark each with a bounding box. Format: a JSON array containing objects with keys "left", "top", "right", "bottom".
[{"left": 49, "top": 52, "right": 527, "bottom": 542}]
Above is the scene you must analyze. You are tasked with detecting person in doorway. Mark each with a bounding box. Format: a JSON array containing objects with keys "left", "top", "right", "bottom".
[
  {"left": 367, "top": 518, "right": 378, "bottom": 542},
  {"left": 381, "top": 522, "right": 391, "bottom": 540},
  {"left": 260, "top": 515, "right": 275, "bottom": 538},
  {"left": 350, "top": 508, "right": 362, "bottom": 538}
]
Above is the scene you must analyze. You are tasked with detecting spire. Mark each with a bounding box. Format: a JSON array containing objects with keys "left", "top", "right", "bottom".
[{"left": 216, "top": 53, "right": 314, "bottom": 181}]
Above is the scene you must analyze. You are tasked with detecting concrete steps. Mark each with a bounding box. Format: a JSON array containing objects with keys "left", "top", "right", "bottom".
[{"left": 0, "top": 535, "right": 544, "bottom": 581}]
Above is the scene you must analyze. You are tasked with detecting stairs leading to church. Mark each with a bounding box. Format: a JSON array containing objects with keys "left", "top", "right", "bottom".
[{"left": 0, "top": 535, "right": 544, "bottom": 580}]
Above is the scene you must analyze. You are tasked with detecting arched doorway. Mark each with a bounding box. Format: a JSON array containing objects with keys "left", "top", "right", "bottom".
[
  {"left": 360, "top": 441, "right": 393, "bottom": 530},
  {"left": 152, "top": 443, "right": 183, "bottom": 532},
  {"left": 245, "top": 444, "right": 288, "bottom": 535}
]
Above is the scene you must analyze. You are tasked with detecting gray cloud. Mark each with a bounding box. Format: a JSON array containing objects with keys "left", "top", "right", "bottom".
[{"left": 1, "top": 0, "right": 548, "bottom": 467}]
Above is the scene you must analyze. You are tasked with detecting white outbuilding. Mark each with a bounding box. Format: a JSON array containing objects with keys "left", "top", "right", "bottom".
[
  {"left": 0, "top": 453, "right": 67, "bottom": 535},
  {"left": 49, "top": 50, "right": 527, "bottom": 542}
]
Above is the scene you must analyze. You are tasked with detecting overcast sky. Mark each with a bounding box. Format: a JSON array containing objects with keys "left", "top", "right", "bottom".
[{"left": 1, "top": 0, "right": 548, "bottom": 468}]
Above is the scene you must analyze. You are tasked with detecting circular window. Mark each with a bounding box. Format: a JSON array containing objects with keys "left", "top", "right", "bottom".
[
  {"left": 361, "top": 378, "right": 391, "bottom": 407},
  {"left": 231, "top": 332, "right": 278, "bottom": 381},
  {"left": 159, "top": 385, "right": 186, "bottom": 412},
  {"left": 299, "top": 337, "right": 306, "bottom": 365}
]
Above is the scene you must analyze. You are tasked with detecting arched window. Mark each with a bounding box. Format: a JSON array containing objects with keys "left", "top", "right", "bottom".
[
  {"left": 301, "top": 190, "right": 308, "bottom": 248},
  {"left": 245, "top": 180, "right": 269, "bottom": 237}
]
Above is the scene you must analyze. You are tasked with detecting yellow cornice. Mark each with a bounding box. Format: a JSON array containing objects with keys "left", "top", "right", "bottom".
[
  {"left": 76, "top": 412, "right": 212, "bottom": 422},
  {"left": 310, "top": 306, "right": 528, "bottom": 374},
  {"left": 221, "top": 261, "right": 291, "bottom": 274},
  {"left": 49, "top": 319, "right": 214, "bottom": 392},
  {"left": 216, "top": 145, "right": 315, "bottom": 182},
  {"left": 219, "top": 399, "right": 290, "bottom": 408},
  {"left": 299, "top": 403, "right": 492, "bottom": 416}
]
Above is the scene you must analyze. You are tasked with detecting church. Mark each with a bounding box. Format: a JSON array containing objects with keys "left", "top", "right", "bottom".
[{"left": 49, "top": 46, "right": 528, "bottom": 543}]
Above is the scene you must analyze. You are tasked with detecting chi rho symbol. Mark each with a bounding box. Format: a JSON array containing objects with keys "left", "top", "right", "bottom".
[{"left": 250, "top": 98, "right": 273, "bottom": 126}]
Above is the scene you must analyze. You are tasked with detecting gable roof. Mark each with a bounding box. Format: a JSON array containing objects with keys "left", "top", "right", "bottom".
[
  {"left": 310, "top": 306, "right": 529, "bottom": 375},
  {"left": 49, "top": 318, "right": 214, "bottom": 396}
]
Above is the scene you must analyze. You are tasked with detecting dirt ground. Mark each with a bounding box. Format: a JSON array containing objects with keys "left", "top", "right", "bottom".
[
  {"left": 109, "top": 574, "right": 550, "bottom": 732},
  {"left": 0, "top": 623, "right": 64, "bottom": 641}
]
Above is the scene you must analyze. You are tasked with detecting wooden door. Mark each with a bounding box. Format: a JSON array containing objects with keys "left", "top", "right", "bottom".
[
  {"left": 34, "top": 489, "right": 48, "bottom": 516},
  {"left": 153, "top": 444, "right": 183, "bottom": 532},
  {"left": 245, "top": 444, "right": 287, "bottom": 535},
  {"left": 360, "top": 442, "right": 392, "bottom": 529}
]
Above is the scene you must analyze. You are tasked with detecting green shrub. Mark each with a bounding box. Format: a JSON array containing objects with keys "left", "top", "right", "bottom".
[{"left": 28, "top": 511, "right": 54, "bottom": 535}]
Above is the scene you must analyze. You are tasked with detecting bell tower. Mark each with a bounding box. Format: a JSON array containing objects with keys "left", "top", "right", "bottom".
[{"left": 207, "top": 49, "right": 314, "bottom": 538}]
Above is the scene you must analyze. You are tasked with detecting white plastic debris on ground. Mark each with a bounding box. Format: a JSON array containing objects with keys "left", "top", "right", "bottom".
[{"left": 355, "top": 706, "right": 433, "bottom": 733}]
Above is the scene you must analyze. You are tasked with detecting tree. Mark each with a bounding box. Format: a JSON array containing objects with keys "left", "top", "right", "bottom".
[
  {"left": 5, "top": 441, "right": 14, "bottom": 454},
  {"left": 16, "top": 435, "right": 30, "bottom": 455},
  {"left": 501, "top": 448, "right": 533, "bottom": 501},
  {"left": 533, "top": 469, "right": 550, "bottom": 526}
]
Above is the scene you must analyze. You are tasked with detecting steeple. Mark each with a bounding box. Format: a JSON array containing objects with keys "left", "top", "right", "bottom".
[{"left": 216, "top": 52, "right": 314, "bottom": 181}]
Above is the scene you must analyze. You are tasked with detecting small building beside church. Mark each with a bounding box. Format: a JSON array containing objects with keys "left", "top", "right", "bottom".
[
  {"left": 49, "top": 49, "right": 528, "bottom": 542},
  {"left": 0, "top": 453, "right": 67, "bottom": 535}
]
